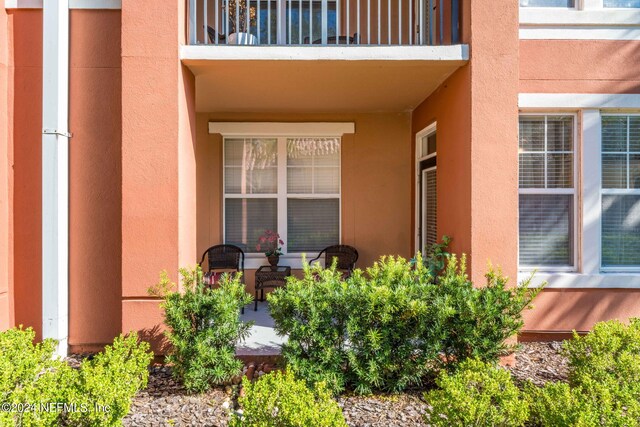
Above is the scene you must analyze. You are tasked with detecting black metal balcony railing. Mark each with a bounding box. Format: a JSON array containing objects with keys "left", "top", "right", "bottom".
[{"left": 188, "top": 0, "right": 460, "bottom": 46}]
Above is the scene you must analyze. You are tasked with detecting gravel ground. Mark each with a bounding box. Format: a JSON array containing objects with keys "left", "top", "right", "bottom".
[{"left": 116, "top": 341, "right": 569, "bottom": 426}]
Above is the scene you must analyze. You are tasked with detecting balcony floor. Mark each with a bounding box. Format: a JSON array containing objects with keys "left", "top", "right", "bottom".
[{"left": 181, "top": 44, "right": 468, "bottom": 112}]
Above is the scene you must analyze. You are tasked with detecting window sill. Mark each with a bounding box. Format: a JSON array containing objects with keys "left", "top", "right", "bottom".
[
  {"left": 519, "top": 8, "right": 640, "bottom": 39},
  {"left": 519, "top": 271, "right": 640, "bottom": 288}
]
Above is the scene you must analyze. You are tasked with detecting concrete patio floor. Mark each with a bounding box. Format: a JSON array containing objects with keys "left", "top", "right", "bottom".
[{"left": 236, "top": 300, "right": 287, "bottom": 357}]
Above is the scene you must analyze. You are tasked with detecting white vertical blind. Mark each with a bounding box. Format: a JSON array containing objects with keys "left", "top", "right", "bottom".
[
  {"left": 425, "top": 168, "right": 437, "bottom": 250},
  {"left": 518, "top": 115, "right": 575, "bottom": 268},
  {"left": 601, "top": 115, "right": 640, "bottom": 268}
]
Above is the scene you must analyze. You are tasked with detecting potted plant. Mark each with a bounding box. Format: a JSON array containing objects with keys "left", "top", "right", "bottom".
[
  {"left": 256, "top": 230, "right": 284, "bottom": 269},
  {"left": 226, "top": 0, "right": 257, "bottom": 45}
]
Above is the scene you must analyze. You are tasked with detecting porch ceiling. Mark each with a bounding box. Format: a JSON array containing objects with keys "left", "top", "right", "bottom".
[{"left": 181, "top": 46, "right": 468, "bottom": 113}]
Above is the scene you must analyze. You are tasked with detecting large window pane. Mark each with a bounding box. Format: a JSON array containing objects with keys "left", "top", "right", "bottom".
[
  {"left": 520, "top": 0, "right": 574, "bottom": 6},
  {"left": 602, "top": 154, "right": 627, "bottom": 189},
  {"left": 602, "top": 116, "right": 627, "bottom": 152},
  {"left": 225, "top": 198, "right": 277, "bottom": 252},
  {"left": 519, "top": 194, "right": 574, "bottom": 267},
  {"left": 287, "top": 138, "right": 340, "bottom": 194},
  {"left": 602, "top": 195, "right": 640, "bottom": 267},
  {"left": 519, "top": 116, "right": 545, "bottom": 152},
  {"left": 604, "top": 0, "right": 640, "bottom": 7},
  {"left": 225, "top": 138, "right": 277, "bottom": 194},
  {"left": 519, "top": 153, "right": 545, "bottom": 188},
  {"left": 287, "top": 199, "right": 339, "bottom": 252}
]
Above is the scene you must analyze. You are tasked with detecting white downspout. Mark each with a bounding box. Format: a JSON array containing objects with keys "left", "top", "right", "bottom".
[{"left": 42, "top": 0, "right": 70, "bottom": 357}]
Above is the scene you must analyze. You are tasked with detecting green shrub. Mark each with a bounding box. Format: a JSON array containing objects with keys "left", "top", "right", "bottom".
[
  {"left": 528, "top": 319, "right": 640, "bottom": 426},
  {"left": 150, "top": 266, "right": 253, "bottom": 392},
  {"left": 66, "top": 334, "right": 153, "bottom": 426},
  {"left": 269, "top": 251, "right": 539, "bottom": 395},
  {"left": 435, "top": 256, "right": 540, "bottom": 365},
  {"left": 425, "top": 358, "right": 529, "bottom": 427},
  {"left": 0, "top": 327, "right": 152, "bottom": 427},
  {"left": 230, "top": 370, "right": 347, "bottom": 427}
]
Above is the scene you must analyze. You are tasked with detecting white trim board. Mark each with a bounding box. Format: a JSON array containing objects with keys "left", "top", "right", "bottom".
[
  {"left": 6, "top": 0, "right": 121, "bottom": 9},
  {"left": 521, "top": 272, "right": 640, "bottom": 289},
  {"left": 181, "top": 44, "right": 469, "bottom": 62},
  {"left": 519, "top": 93, "right": 640, "bottom": 109},
  {"left": 520, "top": 8, "right": 640, "bottom": 26},
  {"left": 520, "top": 26, "right": 640, "bottom": 40},
  {"left": 519, "top": 8, "right": 640, "bottom": 40},
  {"left": 210, "top": 122, "right": 355, "bottom": 136}
]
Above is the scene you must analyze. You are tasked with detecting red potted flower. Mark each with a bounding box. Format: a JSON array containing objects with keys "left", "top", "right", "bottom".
[{"left": 256, "top": 230, "right": 284, "bottom": 269}]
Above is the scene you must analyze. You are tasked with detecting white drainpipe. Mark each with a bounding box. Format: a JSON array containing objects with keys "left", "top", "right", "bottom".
[{"left": 42, "top": 0, "right": 70, "bottom": 357}]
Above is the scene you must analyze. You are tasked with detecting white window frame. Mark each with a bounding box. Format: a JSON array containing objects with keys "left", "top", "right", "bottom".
[
  {"left": 518, "top": 112, "right": 580, "bottom": 273},
  {"left": 414, "top": 122, "right": 437, "bottom": 253},
  {"left": 222, "top": 134, "right": 343, "bottom": 269},
  {"left": 600, "top": 113, "right": 640, "bottom": 273},
  {"left": 517, "top": 99, "right": 640, "bottom": 288},
  {"left": 519, "top": 0, "right": 640, "bottom": 40}
]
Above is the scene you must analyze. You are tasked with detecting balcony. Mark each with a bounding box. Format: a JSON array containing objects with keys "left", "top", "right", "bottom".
[
  {"left": 188, "top": 0, "right": 460, "bottom": 46},
  {"left": 182, "top": 0, "right": 467, "bottom": 112}
]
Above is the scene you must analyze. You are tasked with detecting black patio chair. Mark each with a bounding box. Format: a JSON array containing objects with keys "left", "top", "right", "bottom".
[
  {"left": 199, "top": 243, "right": 246, "bottom": 311},
  {"left": 309, "top": 245, "right": 359, "bottom": 278}
]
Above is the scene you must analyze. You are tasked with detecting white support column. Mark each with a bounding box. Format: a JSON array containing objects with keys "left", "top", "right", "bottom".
[
  {"left": 42, "top": 0, "right": 70, "bottom": 357},
  {"left": 582, "top": 109, "right": 602, "bottom": 275}
]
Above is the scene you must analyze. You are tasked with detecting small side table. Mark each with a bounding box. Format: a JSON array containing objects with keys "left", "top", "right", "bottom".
[{"left": 254, "top": 265, "right": 291, "bottom": 311}]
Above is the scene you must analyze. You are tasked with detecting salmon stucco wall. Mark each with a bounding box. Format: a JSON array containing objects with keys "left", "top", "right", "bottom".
[
  {"left": 10, "top": 10, "right": 42, "bottom": 339},
  {"left": 520, "top": 40, "right": 640, "bottom": 94},
  {"left": 0, "top": 4, "right": 12, "bottom": 331},
  {"left": 68, "top": 10, "right": 122, "bottom": 351},
  {"left": 523, "top": 289, "right": 640, "bottom": 338},
  {"left": 411, "top": 0, "right": 519, "bottom": 285},
  {"left": 412, "top": 67, "right": 472, "bottom": 266},
  {"left": 196, "top": 111, "right": 413, "bottom": 293},
  {"left": 6, "top": 9, "right": 124, "bottom": 347},
  {"left": 121, "top": 1, "right": 196, "bottom": 352}
]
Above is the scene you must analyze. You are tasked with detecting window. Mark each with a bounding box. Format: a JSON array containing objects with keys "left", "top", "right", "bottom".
[
  {"left": 601, "top": 115, "right": 640, "bottom": 269},
  {"left": 519, "top": 0, "right": 575, "bottom": 7},
  {"left": 604, "top": 0, "right": 640, "bottom": 7},
  {"left": 518, "top": 115, "right": 576, "bottom": 269},
  {"left": 223, "top": 136, "right": 340, "bottom": 254}
]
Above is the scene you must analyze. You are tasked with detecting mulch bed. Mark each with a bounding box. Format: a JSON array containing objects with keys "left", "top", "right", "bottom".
[{"left": 116, "top": 341, "right": 568, "bottom": 426}]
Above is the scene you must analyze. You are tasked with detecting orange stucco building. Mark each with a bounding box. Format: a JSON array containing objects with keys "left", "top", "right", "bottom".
[{"left": 0, "top": 0, "right": 639, "bottom": 353}]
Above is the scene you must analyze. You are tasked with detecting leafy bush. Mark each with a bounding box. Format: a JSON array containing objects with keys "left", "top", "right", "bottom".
[
  {"left": 425, "top": 358, "right": 529, "bottom": 427},
  {"left": 0, "top": 327, "right": 152, "bottom": 427},
  {"left": 150, "top": 266, "right": 253, "bottom": 392},
  {"left": 230, "top": 370, "right": 347, "bottom": 427},
  {"left": 435, "top": 256, "right": 540, "bottom": 365},
  {"left": 268, "top": 251, "right": 538, "bottom": 395},
  {"left": 66, "top": 334, "right": 153, "bottom": 426},
  {"left": 528, "top": 319, "right": 640, "bottom": 426}
]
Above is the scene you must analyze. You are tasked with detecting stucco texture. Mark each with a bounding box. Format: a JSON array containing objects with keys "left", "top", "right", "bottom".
[
  {"left": 196, "top": 112, "right": 413, "bottom": 295},
  {"left": 520, "top": 40, "right": 640, "bottom": 94}
]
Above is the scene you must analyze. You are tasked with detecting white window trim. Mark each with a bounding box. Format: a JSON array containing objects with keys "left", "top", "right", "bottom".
[
  {"left": 5, "top": 0, "right": 121, "bottom": 9},
  {"left": 221, "top": 135, "right": 342, "bottom": 270},
  {"left": 518, "top": 113, "right": 580, "bottom": 273},
  {"left": 414, "top": 122, "right": 437, "bottom": 253},
  {"left": 519, "top": 4, "right": 640, "bottom": 40},
  {"left": 210, "top": 122, "right": 355, "bottom": 136},
  {"left": 518, "top": 105, "right": 640, "bottom": 288},
  {"left": 600, "top": 113, "right": 640, "bottom": 273}
]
